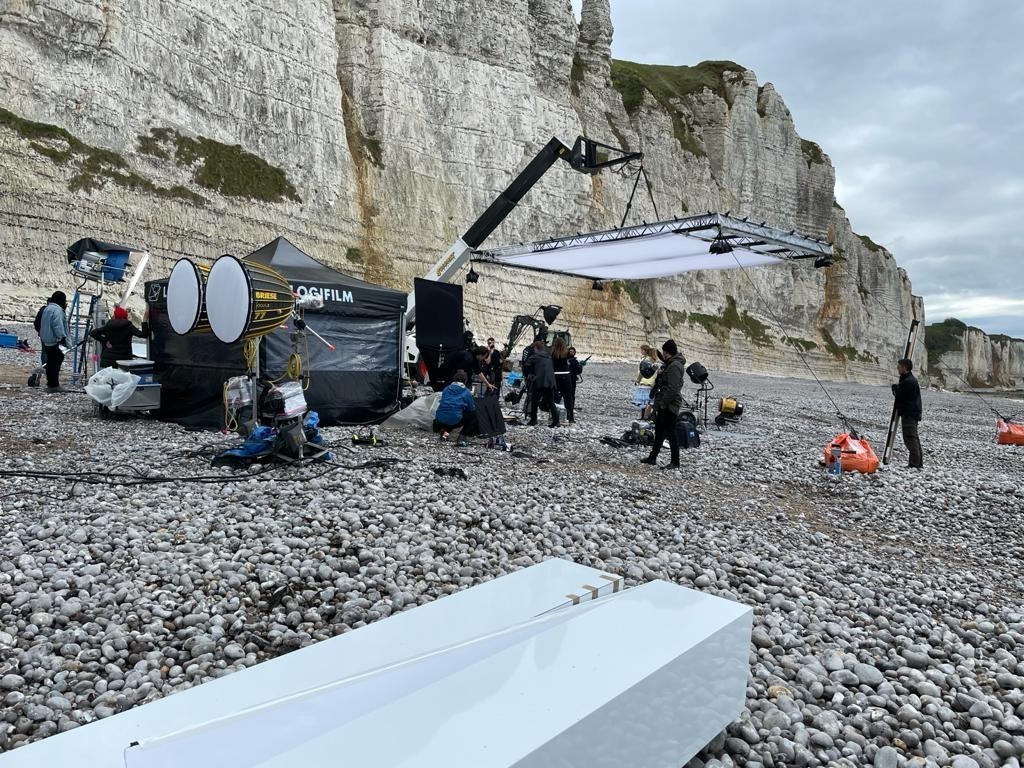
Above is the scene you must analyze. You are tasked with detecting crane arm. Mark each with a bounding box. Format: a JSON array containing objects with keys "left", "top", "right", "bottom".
[{"left": 405, "top": 136, "right": 642, "bottom": 326}]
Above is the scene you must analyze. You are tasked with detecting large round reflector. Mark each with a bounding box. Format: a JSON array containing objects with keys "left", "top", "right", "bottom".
[
  {"left": 205, "top": 254, "right": 294, "bottom": 343},
  {"left": 166, "top": 259, "right": 209, "bottom": 335}
]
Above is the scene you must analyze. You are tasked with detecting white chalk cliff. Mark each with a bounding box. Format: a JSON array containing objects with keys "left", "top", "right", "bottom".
[
  {"left": 926, "top": 320, "right": 1024, "bottom": 390},
  {"left": 0, "top": 0, "right": 954, "bottom": 383}
]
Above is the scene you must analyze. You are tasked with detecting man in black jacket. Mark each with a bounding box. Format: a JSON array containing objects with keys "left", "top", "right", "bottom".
[
  {"left": 892, "top": 357, "right": 923, "bottom": 468},
  {"left": 641, "top": 339, "right": 686, "bottom": 469},
  {"left": 523, "top": 338, "right": 558, "bottom": 427}
]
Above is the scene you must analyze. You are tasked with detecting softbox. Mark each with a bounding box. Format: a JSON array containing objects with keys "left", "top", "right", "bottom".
[
  {"left": 414, "top": 279, "right": 464, "bottom": 384},
  {"left": 414, "top": 279, "right": 463, "bottom": 349}
]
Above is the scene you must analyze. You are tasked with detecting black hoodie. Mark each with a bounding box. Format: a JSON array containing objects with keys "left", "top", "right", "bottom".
[{"left": 90, "top": 318, "right": 148, "bottom": 367}]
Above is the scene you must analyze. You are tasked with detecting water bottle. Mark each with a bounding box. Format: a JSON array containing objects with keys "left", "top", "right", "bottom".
[{"left": 829, "top": 445, "right": 842, "bottom": 475}]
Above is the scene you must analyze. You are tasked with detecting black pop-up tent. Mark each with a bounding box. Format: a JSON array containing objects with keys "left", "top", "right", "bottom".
[{"left": 146, "top": 237, "right": 407, "bottom": 427}]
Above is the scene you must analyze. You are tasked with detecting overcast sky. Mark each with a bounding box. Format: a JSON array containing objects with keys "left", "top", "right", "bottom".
[{"left": 573, "top": 1, "right": 1024, "bottom": 338}]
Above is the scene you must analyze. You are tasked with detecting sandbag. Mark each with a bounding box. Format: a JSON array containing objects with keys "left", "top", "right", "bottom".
[
  {"left": 382, "top": 393, "right": 441, "bottom": 431},
  {"left": 675, "top": 411, "right": 700, "bottom": 449},
  {"left": 86, "top": 367, "right": 141, "bottom": 409},
  {"left": 997, "top": 419, "right": 1024, "bottom": 446},
  {"left": 824, "top": 433, "right": 879, "bottom": 474}
]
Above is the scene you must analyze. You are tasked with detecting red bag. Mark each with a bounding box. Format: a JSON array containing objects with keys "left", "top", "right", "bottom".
[
  {"left": 824, "top": 433, "right": 879, "bottom": 474},
  {"left": 997, "top": 419, "right": 1024, "bottom": 446}
]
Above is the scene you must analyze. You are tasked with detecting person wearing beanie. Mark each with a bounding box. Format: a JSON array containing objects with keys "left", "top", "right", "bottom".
[
  {"left": 89, "top": 304, "right": 149, "bottom": 369},
  {"left": 38, "top": 291, "right": 71, "bottom": 391},
  {"left": 892, "top": 357, "right": 924, "bottom": 468},
  {"left": 641, "top": 339, "right": 687, "bottom": 469}
]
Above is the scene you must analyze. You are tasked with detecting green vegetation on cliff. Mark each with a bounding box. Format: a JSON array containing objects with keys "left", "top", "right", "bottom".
[
  {"left": 800, "top": 139, "right": 825, "bottom": 168},
  {"left": 925, "top": 318, "right": 966, "bottom": 367},
  {"left": 688, "top": 296, "right": 774, "bottom": 347},
  {"left": 784, "top": 337, "right": 818, "bottom": 352},
  {"left": 856, "top": 233, "right": 884, "bottom": 253},
  {"left": 821, "top": 329, "right": 878, "bottom": 364},
  {"left": 666, "top": 309, "right": 688, "bottom": 327},
  {"left": 610, "top": 59, "right": 745, "bottom": 157},
  {"left": 139, "top": 128, "right": 301, "bottom": 203},
  {"left": 0, "top": 107, "right": 204, "bottom": 204}
]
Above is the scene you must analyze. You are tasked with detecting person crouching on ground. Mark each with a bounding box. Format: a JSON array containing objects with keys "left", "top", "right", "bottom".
[
  {"left": 892, "top": 357, "right": 923, "bottom": 468},
  {"left": 524, "top": 338, "right": 559, "bottom": 427},
  {"left": 551, "top": 337, "right": 575, "bottom": 424},
  {"left": 433, "top": 372, "right": 479, "bottom": 446},
  {"left": 90, "top": 305, "right": 149, "bottom": 370},
  {"left": 38, "top": 291, "right": 71, "bottom": 392},
  {"left": 641, "top": 339, "right": 686, "bottom": 469}
]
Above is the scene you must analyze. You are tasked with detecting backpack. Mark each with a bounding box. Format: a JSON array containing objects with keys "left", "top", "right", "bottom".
[
  {"left": 33, "top": 304, "right": 46, "bottom": 333},
  {"left": 676, "top": 411, "right": 701, "bottom": 449}
]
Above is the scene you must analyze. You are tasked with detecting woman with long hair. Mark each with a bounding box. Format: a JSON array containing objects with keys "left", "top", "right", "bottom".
[{"left": 550, "top": 336, "right": 575, "bottom": 424}]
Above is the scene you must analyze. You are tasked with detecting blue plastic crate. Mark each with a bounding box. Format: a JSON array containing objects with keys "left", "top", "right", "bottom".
[
  {"left": 101, "top": 250, "right": 130, "bottom": 282},
  {"left": 0, "top": 332, "right": 17, "bottom": 349}
]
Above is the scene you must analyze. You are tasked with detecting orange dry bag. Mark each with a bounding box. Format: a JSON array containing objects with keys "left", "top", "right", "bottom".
[
  {"left": 824, "top": 433, "right": 879, "bottom": 474},
  {"left": 997, "top": 419, "right": 1024, "bottom": 446}
]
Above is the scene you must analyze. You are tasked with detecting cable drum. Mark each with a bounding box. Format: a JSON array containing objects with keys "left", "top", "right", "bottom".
[
  {"left": 205, "top": 254, "right": 295, "bottom": 343},
  {"left": 166, "top": 259, "right": 211, "bottom": 335}
]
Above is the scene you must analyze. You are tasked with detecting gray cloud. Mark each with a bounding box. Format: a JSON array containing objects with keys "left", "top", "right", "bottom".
[{"left": 578, "top": 0, "right": 1024, "bottom": 338}]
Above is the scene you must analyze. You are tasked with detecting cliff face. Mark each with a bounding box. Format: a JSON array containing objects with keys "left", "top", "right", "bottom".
[
  {"left": 926, "top": 320, "right": 1024, "bottom": 389},
  {"left": 1, "top": 0, "right": 930, "bottom": 384}
]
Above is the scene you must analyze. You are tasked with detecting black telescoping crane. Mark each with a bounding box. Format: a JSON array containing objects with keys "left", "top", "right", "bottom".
[{"left": 405, "top": 136, "right": 642, "bottom": 327}]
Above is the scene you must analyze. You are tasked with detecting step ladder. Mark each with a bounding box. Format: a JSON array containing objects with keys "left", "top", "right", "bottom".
[{"left": 68, "top": 288, "right": 105, "bottom": 386}]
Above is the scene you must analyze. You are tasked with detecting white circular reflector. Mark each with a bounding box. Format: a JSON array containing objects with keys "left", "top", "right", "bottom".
[
  {"left": 166, "top": 259, "right": 206, "bottom": 335},
  {"left": 206, "top": 255, "right": 251, "bottom": 344}
]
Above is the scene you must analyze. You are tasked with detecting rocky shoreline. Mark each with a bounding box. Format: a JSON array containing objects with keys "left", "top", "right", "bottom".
[{"left": 0, "top": 363, "right": 1021, "bottom": 766}]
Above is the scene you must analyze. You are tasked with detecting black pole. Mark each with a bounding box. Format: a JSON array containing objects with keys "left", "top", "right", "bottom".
[{"left": 620, "top": 166, "right": 643, "bottom": 229}]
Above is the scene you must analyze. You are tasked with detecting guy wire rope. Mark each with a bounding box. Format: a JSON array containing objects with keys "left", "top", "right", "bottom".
[
  {"left": 728, "top": 252, "right": 855, "bottom": 433},
  {"left": 837, "top": 266, "right": 1009, "bottom": 421}
]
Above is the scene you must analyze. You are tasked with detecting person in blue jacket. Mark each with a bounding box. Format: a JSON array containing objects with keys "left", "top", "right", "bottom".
[
  {"left": 433, "top": 372, "right": 479, "bottom": 445},
  {"left": 38, "top": 291, "right": 71, "bottom": 392}
]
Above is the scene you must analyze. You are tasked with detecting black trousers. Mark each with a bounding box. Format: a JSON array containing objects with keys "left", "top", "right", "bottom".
[
  {"left": 529, "top": 386, "right": 559, "bottom": 426},
  {"left": 649, "top": 408, "right": 679, "bottom": 464},
  {"left": 43, "top": 345, "right": 64, "bottom": 388},
  {"left": 901, "top": 417, "right": 923, "bottom": 468},
  {"left": 433, "top": 411, "right": 479, "bottom": 438},
  {"left": 555, "top": 375, "right": 574, "bottom": 421}
]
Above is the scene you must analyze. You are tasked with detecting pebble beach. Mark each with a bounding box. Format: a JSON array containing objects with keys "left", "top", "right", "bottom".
[{"left": 0, "top": 352, "right": 1022, "bottom": 767}]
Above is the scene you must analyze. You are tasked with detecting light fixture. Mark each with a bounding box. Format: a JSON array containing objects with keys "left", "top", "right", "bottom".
[
  {"left": 709, "top": 233, "right": 733, "bottom": 255},
  {"left": 466, "top": 266, "right": 479, "bottom": 283},
  {"left": 814, "top": 256, "right": 834, "bottom": 269},
  {"left": 541, "top": 305, "right": 562, "bottom": 325},
  {"left": 686, "top": 362, "right": 709, "bottom": 385},
  {"left": 591, "top": 279, "right": 605, "bottom": 291}
]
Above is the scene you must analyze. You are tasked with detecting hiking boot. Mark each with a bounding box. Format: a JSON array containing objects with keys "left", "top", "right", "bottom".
[
  {"left": 527, "top": 420, "right": 538, "bottom": 426},
  {"left": 456, "top": 439, "right": 469, "bottom": 448},
  {"left": 661, "top": 462, "right": 681, "bottom": 470},
  {"left": 439, "top": 431, "right": 450, "bottom": 442},
  {"left": 46, "top": 386, "right": 66, "bottom": 393},
  {"left": 640, "top": 456, "right": 657, "bottom": 465}
]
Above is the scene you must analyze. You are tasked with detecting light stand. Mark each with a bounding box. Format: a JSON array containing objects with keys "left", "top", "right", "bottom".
[
  {"left": 693, "top": 379, "right": 714, "bottom": 431},
  {"left": 685, "top": 361, "right": 713, "bottom": 431}
]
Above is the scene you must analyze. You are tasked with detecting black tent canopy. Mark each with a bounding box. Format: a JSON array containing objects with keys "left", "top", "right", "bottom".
[
  {"left": 66, "top": 237, "right": 139, "bottom": 263},
  {"left": 146, "top": 237, "right": 407, "bottom": 427}
]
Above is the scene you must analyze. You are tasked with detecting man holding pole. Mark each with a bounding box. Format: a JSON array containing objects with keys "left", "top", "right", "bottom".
[{"left": 892, "top": 358, "right": 923, "bottom": 468}]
